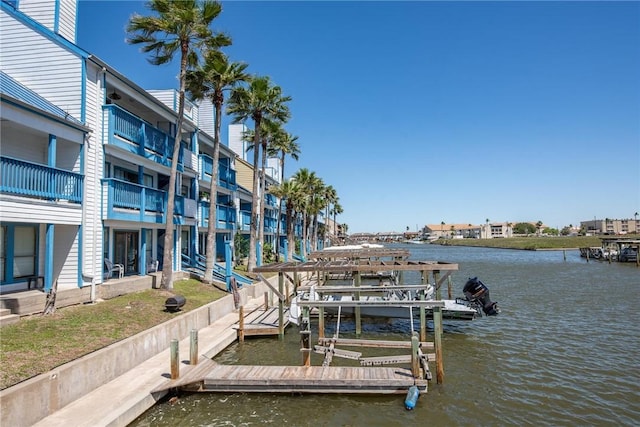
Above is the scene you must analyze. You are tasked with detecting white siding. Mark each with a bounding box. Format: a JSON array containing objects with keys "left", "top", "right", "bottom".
[
  {"left": 58, "top": 0, "right": 77, "bottom": 42},
  {"left": 0, "top": 127, "right": 48, "bottom": 164},
  {"left": 51, "top": 224, "right": 80, "bottom": 291},
  {"left": 228, "top": 123, "right": 248, "bottom": 160},
  {"left": 1, "top": 197, "right": 83, "bottom": 225},
  {"left": 148, "top": 89, "right": 199, "bottom": 126},
  {"left": 82, "top": 63, "right": 104, "bottom": 284},
  {"left": 198, "top": 98, "right": 215, "bottom": 136},
  {"left": 0, "top": 10, "right": 83, "bottom": 120},
  {"left": 0, "top": 102, "right": 85, "bottom": 144},
  {"left": 16, "top": 0, "right": 55, "bottom": 31}
]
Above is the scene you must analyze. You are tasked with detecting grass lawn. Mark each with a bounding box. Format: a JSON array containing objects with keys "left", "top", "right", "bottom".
[
  {"left": 433, "top": 235, "right": 634, "bottom": 250},
  {"left": 0, "top": 279, "right": 227, "bottom": 390}
]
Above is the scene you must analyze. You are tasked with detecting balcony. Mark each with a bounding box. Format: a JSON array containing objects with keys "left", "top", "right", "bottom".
[
  {"left": 0, "top": 156, "right": 83, "bottom": 203},
  {"left": 199, "top": 201, "right": 236, "bottom": 230},
  {"left": 198, "top": 154, "right": 237, "bottom": 191},
  {"left": 102, "top": 178, "right": 196, "bottom": 224},
  {"left": 239, "top": 210, "right": 251, "bottom": 232},
  {"left": 103, "top": 104, "right": 190, "bottom": 172}
]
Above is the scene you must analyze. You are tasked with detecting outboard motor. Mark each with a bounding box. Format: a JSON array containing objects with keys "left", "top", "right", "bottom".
[{"left": 463, "top": 277, "right": 499, "bottom": 316}]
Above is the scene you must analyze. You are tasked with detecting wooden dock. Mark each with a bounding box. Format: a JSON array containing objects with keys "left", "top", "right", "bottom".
[
  {"left": 234, "top": 305, "right": 290, "bottom": 338},
  {"left": 155, "top": 362, "right": 426, "bottom": 395}
]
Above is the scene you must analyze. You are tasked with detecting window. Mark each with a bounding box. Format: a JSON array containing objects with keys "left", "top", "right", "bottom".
[
  {"left": 145, "top": 229, "right": 153, "bottom": 263},
  {"left": 1, "top": 225, "right": 37, "bottom": 283},
  {"left": 114, "top": 166, "right": 153, "bottom": 187}
]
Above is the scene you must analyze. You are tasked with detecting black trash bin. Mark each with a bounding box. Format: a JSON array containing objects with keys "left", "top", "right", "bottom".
[{"left": 165, "top": 295, "right": 186, "bottom": 312}]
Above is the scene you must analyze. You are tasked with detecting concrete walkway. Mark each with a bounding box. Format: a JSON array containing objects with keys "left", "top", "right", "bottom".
[{"left": 32, "top": 298, "right": 264, "bottom": 427}]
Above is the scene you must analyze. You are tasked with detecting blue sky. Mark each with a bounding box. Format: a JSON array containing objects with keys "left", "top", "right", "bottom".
[{"left": 77, "top": 1, "right": 640, "bottom": 233}]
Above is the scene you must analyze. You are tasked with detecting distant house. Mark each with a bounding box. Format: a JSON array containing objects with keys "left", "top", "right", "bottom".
[
  {"left": 423, "top": 222, "right": 513, "bottom": 239},
  {"left": 580, "top": 218, "right": 640, "bottom": 235}
]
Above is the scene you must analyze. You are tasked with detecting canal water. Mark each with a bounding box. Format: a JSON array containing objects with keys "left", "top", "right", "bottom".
[{"left": 130, "top": 244, "right": 640, "bottom": 426}]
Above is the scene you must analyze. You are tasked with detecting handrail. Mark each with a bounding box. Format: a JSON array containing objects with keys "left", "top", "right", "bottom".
[{"left": 0, "top": 156, "right": 83, "bottom": 203}]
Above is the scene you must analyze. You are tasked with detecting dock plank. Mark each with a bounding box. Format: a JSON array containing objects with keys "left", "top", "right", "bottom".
[{"left": 200, "top": 365, "right": 427, "bottom": 394}]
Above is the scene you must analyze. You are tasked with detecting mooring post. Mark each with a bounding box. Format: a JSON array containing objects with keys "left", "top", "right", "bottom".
[
  {"left": 419, "top": 271, "right": 427, "bottom": 343},
  {"left": 238, "top": 305, "right": 245, "bottom": 343},
  {"left": 411, "top": 332, "right": 420, "bottom": 379},
  {"left": 447, "top": 275, "right": 453, "bottom": 299},
  {"left": 318, "top": 306, "right": 325, "bottom": 339},
  {"left": 433, "top": 306, "right": 444, "bottom": 384},
  {"left": 189, "top": 329, "right": 198, "bottom": 365},
  {"left": 170, "top": 339, "right": 179, "bottom": 380},
  {"left": 264, "top": 291, "right": 269, "bottom": 309},
  {"left": 434, "top": 270, "right": 441, "bottom": 300},
  {"left": 563, "top": 250, "right": 567, "bottom": 261},
  {"left": 278, "top": 272, "right": 285, "bottom": 339}
]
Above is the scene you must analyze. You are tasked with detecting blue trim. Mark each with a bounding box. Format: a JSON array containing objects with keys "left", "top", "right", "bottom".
[
  {"left": 45, "top": 224, "right": 54, "bottom": 291},
  {"left": 1, "top": 72, "right": 84, "bottom": 126},
  {"left": 140, "top": 228, "right": 147, "bottom": 275},
  {"left": 1, "top": 1, "right": 88, "bottom": 58},
  {"left": 53, "top": 0, "right": 60, "bottom": 34},
  {"left": 79, "top": 139, "right": 85, "bottom": 174},
  {"left": 77, "top": 224, "right": 83, "bottom": 287},
  {"left": 81, "top": 60, "right": 86, "bottom": 123},
  {"left": 48, "top": 134, "right": 57, "bottom": 166},
  {"left": 0, "top": 224, "right": 39, "bottom": 286},
  {"left": 73, "top": 0, "right": 79, "bottom": 41}
]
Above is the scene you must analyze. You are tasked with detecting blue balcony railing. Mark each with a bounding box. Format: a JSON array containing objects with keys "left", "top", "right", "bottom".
[
  {"left": 239, "top": 210, "right": 251, "bottom": 232},
  {"left": 103, "top": 178, "right": 196, "bottom": 224},
  {"left": 198, "top": 154, "right": 237, "bottom": 190},
  {"left": 199, "top": 201, "right": 237, "bottom": 230},
  {"left": 0, "top": 156, "right": 83, "bottom": 203},
  {"left": 104, "top": 104, "right": 185, "bottom": 170},
  {"left": 265, "top": 193, "right": 278, "bottom": 208}
]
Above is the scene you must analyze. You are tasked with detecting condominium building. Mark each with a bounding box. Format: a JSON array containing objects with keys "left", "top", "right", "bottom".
[{"left": 0, "top": 0, "right": 299, "bottom": 308}]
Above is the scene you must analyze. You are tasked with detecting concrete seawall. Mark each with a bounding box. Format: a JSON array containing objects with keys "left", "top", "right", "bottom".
[{"left": 0, "top": 280, "right": 272, "bottom": 427}]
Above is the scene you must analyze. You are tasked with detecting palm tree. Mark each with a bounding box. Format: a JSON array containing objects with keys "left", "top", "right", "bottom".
[
  {"left": 227, "top": 76, "right": 291, "bottom": 271},
  {"left": 186, "top": 51, "right": 248, "bottom": 283},
  {"left": 291, "top": 168, "right": 317, "bottom": 257},
  {"left": 322, "top": 185, "right": 337, "bottom": 246},
  {"left": 127, "top": 0, "right": 230, "bottom": 289},
  {"left": 331, "top": 202, "right": 343, "bottom": 239},
  {"left": 268, "top": 131, "right": 299, "bottom": 256},
  {"left": 268, "top": 179, "right": 301, "bottom": 261}
]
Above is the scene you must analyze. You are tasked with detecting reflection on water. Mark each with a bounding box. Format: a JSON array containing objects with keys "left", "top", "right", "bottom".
[{"left": 131, "top": 245, "right": 640, "bottom": 426}]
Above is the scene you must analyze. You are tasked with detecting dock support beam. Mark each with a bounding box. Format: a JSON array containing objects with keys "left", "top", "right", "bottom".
[
  {"left": 433, "top": 306, "right": 444, "bottom": 384},
  {"left": 354, "top": 271, "right": 361, "bottom": 337},
  {"left": 170, "top": 339, "right": 179, "bottom": 380},
  {"left": 190, "top": 329, "right": 198, "bottom": 365}
]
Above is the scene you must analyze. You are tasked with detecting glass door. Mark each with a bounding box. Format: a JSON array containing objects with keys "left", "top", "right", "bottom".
[{"left": 114, "top": 231, "right": 139, "bottom": 276}]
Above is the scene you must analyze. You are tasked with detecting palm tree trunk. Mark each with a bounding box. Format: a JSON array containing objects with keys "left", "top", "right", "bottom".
[
  {"left": 248, "top": 120, "right": 261, "bottom": 272},
  {"left": 161, "top": 46, "right": 189, "bottom": 289},
  {"left": 258, "top": 140, "right": 268, "bottom": 264},
  {"left": 204, "top": 93, "right": 223, "bottom": 283}
]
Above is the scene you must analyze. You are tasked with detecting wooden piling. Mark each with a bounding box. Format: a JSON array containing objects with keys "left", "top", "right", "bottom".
[
  {"left": 279, "top": 272, "right": 285, "bottom": 339},
  {"left": 433, "top": 306, "right": 444, "bottom": 384},
  {"left": 410, "top": 333, "right": 420, "bottom": 379},
  {"left": 264, "top": 291, "right": 269, "bottom": 309},
  {"left": 419, "top": 271, "right": 427, "bottom": 343},
  {"left": 170, "top": 339, "right": 179, "bottom": 380},
  {"left": 189, "top": 329, "right": 198, "bottom": 365},
  {"left": 238, "top": 305, "right": 245, "bottom": 343},
  {"left": 434, "top": 270, "right": 441, "bottom": 300},
  {"left": 447, "top": 275, "right": 453, "bottom": 299}
]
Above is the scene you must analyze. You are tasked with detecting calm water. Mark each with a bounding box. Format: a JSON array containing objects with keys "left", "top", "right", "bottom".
[{"left": 131, "top": 244, "right": 640, "bottom": 426}]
